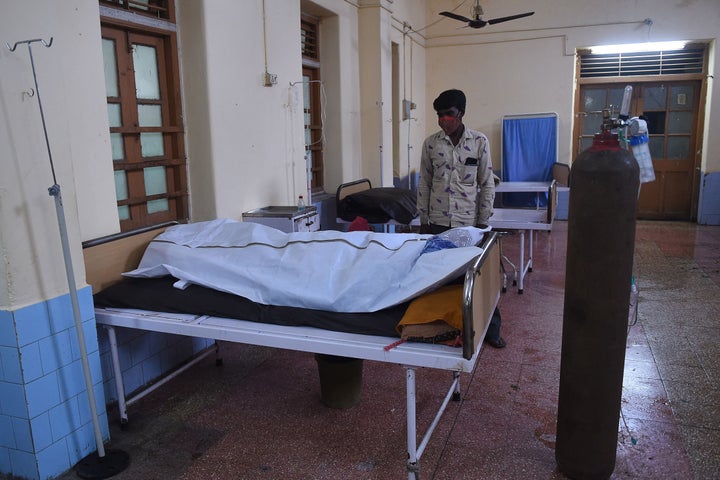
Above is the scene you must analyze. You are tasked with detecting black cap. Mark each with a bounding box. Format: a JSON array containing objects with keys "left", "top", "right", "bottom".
[{"left": 433, "top": 89, "right": 466, "bottom": 114}]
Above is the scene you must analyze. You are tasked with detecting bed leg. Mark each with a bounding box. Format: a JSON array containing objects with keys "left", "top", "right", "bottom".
[
  {"left": 528, "top": 230, "right": 534, "bottom": 272},
  {"left": 518, "top": 231, "right": 526, "bottom": 294},
  {"left": 452, "top": 371, "right": 461, "bottom": 402},
  {"left": 214, "top": 341, "right": 223, "bottom": 366},
  {"left": 406, "top": 367, "right": 420, "bottom": 480},
  {"left": 105, "top": 326, "right": 129, "bottom": 426}
]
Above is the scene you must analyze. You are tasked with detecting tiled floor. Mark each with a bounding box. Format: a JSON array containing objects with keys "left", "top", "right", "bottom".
[{"left": 50, "top": 220, "right": 719, "bottom": 480}]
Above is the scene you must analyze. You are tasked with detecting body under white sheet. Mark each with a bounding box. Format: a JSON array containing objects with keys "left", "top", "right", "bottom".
[{"left": 124, "top": 218, "right": 487, "bottom": 312}]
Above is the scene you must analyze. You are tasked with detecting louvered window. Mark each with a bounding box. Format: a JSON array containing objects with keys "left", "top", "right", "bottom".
[
  {"left": 579, "top": 46, "right": 705, "bottom": 78},
  {"left": 99, "top": 0, "right": 171, "bottom": 20},
  {"left": 301, "top": 16, "right": 319, "bottom": 60}
]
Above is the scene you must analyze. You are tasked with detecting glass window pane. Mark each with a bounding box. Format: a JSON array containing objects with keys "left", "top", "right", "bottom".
[
  {"left": 583, "top": 89, "right": 606, "bottom": 112},
  {"left": 111, "top": 133, "right": 125, "bottom": 161},
  {"left": 303, "top": 76, "right": 311, "bottom": 107},
  {"left": 118, "top": 205, "right": 130, "bottom": 221},
  {"left": 140, "top": 132, "right": 164, "bottom": 157},
  {"left": 643, "top": 86, "right": 667, "bottom": 110},
  {"left": 132, "top": 44, "right": 160, "bottom": 100},
  {"left": 107, "top": 104, "right": 122, "bottom": 127},
  {"left": 138, "top": 104, "right": 162, "bottom": 127},
  {"left": 147, "top": 198, "right": 169, "bottom": 214},
  {"left": 670, "top": 85, "right": 693, "bottom": 110},
  {"left": 608, "top": 87, "right": 626, "bottom": 112},
  {"left": 667, "top": 137, "right": 690, "bottom": 159},
  {"left": 583, "top": 113, "right": 602, "bottom": 136},
  {"left": 134, "top": 0, "right": 150, "bottom": 11},
  {"left": 114, "top": 171, "right": 128, "bottom": 200},
  {"left": 144, "top": 166, "right": 167, "bottom": 196},
  {"left": 643, "top": 112, "right": 666, "bottom": 134},
  {"left": 649, "top": 137, "right": 664, "bottom": 159},
  {"left": 579, "top": 137, "right": 593, "bottom": 152},
  {"left": 668, "top": 111, "right": 693, "bottom": 134},
  {"left": 102, "top": 38, "right": 118, "bottom": 97}
]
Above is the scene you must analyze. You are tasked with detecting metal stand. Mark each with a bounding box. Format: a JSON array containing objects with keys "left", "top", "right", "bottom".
[
  {"left": 405, "top": 367, "right": 462, "bottom": 480},
  {"left": 7, "top": 37, "right": 129, "bottom": 479}
]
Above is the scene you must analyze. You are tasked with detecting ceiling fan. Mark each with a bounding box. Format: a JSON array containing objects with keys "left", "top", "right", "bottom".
[{"left": 439, "top": 1, "right": 534, "bottom": 29}]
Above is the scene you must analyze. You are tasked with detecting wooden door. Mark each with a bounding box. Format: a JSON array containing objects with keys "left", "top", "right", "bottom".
[
  {"left": 575, "top": 81, "right": 701, "bottom": 220},
  {"left": 635, "top": 82, "right": 700, "bottom": 219}
]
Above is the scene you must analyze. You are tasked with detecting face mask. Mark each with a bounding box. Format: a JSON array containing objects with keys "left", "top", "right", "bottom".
[{"left": 437, "top": 109, "right": 462, "bottom": 136}]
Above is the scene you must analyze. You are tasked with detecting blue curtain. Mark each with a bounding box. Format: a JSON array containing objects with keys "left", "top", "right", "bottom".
[{"left": 502, "top": 115, "right": 557, "bottom": 207}]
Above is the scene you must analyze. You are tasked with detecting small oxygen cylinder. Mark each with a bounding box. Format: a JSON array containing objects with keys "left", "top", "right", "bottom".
[{"left": 556, "top": 129, "right": 639, "bottom": 479}]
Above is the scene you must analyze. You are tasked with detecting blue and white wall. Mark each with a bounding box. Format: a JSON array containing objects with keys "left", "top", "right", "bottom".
[{"left": 0, "top": 289, "right": 107, "bottom": 479}]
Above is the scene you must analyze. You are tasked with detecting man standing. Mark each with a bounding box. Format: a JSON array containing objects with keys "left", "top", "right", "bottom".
[
  {"left": 417, "top": 89, "right": 495, "bottom": 233},
  {"left": 417, "top": 89, "right": 505, "bottom": 348}
]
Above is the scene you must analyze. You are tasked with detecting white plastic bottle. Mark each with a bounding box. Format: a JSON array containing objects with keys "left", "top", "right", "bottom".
[{"left": 297, "top": 195, "right": 306, "bottom": 211}]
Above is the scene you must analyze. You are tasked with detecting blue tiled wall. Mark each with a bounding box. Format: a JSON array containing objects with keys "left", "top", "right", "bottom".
[
  {"left": 0, "top": 287, "right": 108, "bottom": 480},
  {"left": 97, "top": 326, "right": 214, "bottom": 405},
  {"left": 698, "top": 171, "right": 720, "bottom": 225}
]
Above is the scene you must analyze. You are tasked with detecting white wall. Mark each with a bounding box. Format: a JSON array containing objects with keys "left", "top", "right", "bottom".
[
  {"left": 178, "top": 0, "right": 307, "bottom": 221},
  {"left": 1, "top": 0, "right": 114, "bottom": 308},
  {"left": 424, "top": 0, "right": 719, "bottom": 174}
]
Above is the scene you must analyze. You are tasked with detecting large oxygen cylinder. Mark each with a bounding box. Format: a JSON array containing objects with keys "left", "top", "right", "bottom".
[{"left": 556, "top": 131, "right": 639, "bottom": 479}]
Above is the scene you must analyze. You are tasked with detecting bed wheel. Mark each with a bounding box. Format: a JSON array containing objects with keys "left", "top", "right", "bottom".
[
  {"left": 501, "top": 287, "right": 507, "bottom": 293},
  {"left": 518, "top": 289, "right": 524, "bottom": 294},
  {"left": 512, "top": 279, "right": 517, "bottom": 286},
  {"left": 119, "top": 418, "right": 129, "bottom": 430},
  {"left": 528, "top": 267, "right": 533, "bottom": 273},
  {"left": 215, "top": 358, "right": 223, "bottom": 366},
  {"left": 452, "top": 392, "right": 461, "bottom": 402}
]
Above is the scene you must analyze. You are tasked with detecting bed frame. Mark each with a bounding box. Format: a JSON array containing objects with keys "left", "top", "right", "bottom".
[
  {"left": 492, "top": 180, "right": 558, "bottom": 293},
  {"left": 335, "top": 178, "right": 421, "bottom": 231},
  {"left": 83, "top": 224, "right": 501, "bottom": 479}
]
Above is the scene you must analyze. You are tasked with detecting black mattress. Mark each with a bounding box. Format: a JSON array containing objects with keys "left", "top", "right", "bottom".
[
  {"left": 338, "top": 187, "right": 418, "bottom": 224},
  {"left": 94, "top": 276, "right": 407, "bottom": 337}
]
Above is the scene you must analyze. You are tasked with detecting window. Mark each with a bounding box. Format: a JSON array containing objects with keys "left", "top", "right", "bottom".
[
  {"left": 574, "top": 43, "right": 707, "bottom": 220},
  {"left": 301, "top": 14, "right": 324, "bottom": 192},
  {"left": 99, "top": 0, "right": 173, "bottom": 21},
  {"left": 100, "top": 2, "right": 187, "bottom": 231},
  {"left": 578, "top": 46, "right": 705, "bottom": 78}
]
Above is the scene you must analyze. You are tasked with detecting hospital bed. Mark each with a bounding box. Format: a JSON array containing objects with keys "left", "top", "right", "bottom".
[
  {"left": 83, "top": 220, "right": 502, "bottom": 479},
  {"left": 336, "top": 178, "right": 420, "bottom": 231},
  {"left": 491, "top": 180, "right": 557, "bottom": 293}
]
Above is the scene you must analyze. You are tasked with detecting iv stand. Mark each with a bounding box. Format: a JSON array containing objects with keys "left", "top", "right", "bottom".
[{"left": 6, "top": 38, "right": 129, "bottom": 479}]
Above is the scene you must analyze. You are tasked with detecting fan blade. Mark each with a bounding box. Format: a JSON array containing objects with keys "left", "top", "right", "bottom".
[
  {"left": 439, "top": 11, "right": 473, "bottom": 23},
  {"left": 487, "top": 11, "right": 534, "bottom": 25}
]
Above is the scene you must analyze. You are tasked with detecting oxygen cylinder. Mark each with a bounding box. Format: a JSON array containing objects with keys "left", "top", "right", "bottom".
[{"left": 556, "top": 130, "right": 639, "bottom": 479}]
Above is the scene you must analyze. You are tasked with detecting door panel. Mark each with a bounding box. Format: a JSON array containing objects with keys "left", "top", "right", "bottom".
[
  {"left": 638, "top": 82, "right": 698, "bottom": 220},
  {"left": 575, "top": 80, "right": 700, "bottom": 220}
]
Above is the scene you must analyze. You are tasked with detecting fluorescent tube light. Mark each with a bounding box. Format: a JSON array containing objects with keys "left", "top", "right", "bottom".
[{"left": 590, "top": 40, "right": 687, "bottom": 55}]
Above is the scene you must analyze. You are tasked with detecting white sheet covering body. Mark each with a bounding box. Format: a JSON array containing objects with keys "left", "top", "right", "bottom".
[{"left": 125, "top": 219, "right": 487, "bottom": 312}]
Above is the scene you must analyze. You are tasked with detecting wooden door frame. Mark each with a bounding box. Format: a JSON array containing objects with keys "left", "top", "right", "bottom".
[{"left": 572, "top": 74, "right": 706, "bottom": 221}]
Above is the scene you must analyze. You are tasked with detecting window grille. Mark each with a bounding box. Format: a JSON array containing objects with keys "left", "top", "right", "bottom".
[
  {"left": 579, "top": 47, "right": 705, "bottom": 78},
  {"left": 301, "top": 16, "right": 319, "bottom": 60},
  {"left": 99, "top": 0, "right": 170, "bottom": 20}
]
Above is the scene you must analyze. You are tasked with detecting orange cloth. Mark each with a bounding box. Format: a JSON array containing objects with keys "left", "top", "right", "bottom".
[{"left": 396, "top": 284, "right": 463, "bottom": 344}]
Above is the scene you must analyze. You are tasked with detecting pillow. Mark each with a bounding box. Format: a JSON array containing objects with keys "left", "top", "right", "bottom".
[{"left": 396, "top": 284, "right": 463, "bottom": 346}]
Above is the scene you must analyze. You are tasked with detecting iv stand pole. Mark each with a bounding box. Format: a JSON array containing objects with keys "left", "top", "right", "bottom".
[{"left": 7, "top": 38, "right": 128, "bottom": 479}]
